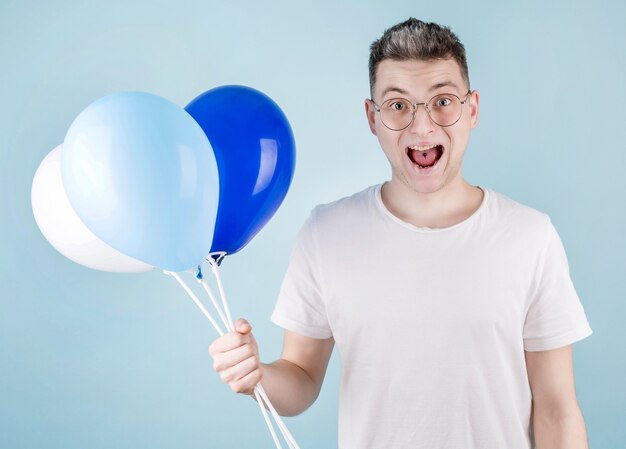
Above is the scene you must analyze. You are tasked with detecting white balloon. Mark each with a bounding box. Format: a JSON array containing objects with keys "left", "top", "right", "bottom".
[{"left": 31, "top": 145, "right": 153, "bottom": 273}]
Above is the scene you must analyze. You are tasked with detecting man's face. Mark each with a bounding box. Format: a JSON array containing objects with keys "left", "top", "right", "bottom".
[{"left": 365, "top": 58, "right": 479, "bottom": 195}]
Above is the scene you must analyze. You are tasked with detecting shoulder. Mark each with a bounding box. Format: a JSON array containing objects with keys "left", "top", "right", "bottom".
[
  {"left": 292, "top": 184, "right": 381, "bottom": 249},
  {"left": 309, "top": 184, "right": 379, "bottom": 226},
  {"left": 485, "top": 188, "right": 552, "bottom": 233}
]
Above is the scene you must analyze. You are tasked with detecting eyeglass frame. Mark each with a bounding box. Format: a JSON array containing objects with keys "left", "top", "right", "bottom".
[{"left": 369, "top": 90, "right": 473, "bottom": 131}]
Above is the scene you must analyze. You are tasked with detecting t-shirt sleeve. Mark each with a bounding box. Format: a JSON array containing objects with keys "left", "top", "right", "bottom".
[
  {"left": 523, "top": 219, "right": 592, "bottom": 351},
  {"left": 271, "top": 210, "right": 332, "bottom": 339}
]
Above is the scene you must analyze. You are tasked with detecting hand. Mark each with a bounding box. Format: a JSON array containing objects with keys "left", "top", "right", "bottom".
[{"left": 208, "top": 318, "right": 262, "bottom": 395}]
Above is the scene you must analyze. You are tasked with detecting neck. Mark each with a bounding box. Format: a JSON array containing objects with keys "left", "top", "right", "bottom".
[{"left": 381, "top": 175, "right": 484, "bottom": 229}]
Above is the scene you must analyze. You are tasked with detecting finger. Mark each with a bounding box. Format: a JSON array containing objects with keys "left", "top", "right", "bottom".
[
  {"left": 229, "top": 365, "right": 263, "bottom": 395},
  {"left": 219, "top": 354, "right": 260, "bottom": 385},
  {"left": 235, "top": 318, "right": 252, "bottom": 335},
  {"left": 212, "top": 342, "right": 258, "bottom": 372},
  {"left": 208, "top": 331, "right": 251, "bottom": 355}
]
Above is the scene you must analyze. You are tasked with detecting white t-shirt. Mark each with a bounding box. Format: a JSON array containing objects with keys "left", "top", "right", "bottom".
[{"left": 271, "top": 184, "right": 592, "bottom": 449}]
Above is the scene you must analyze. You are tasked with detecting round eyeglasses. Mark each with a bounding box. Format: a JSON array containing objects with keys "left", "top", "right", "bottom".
[{"left": 370, "top": 91, "right": 472, "bottom": 130}]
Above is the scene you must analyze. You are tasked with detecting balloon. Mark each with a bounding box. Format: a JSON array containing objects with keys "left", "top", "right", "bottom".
[
  {"left": 62, "top": 92, "right": 220, "bottom": 272},
  {"left": 32, "top": 145, "right": 153, "bottom": 273},
  {"left": 186, "top": 85, "right": 295, "bottom": 256}
]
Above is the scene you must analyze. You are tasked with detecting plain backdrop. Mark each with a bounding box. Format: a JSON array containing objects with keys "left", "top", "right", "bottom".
[{"left": 1, "top": 0, "right": 624, "bottom": 447}]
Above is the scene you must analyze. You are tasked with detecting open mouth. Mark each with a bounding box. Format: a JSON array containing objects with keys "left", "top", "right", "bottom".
[{"left": 407, "top": 144, "right": 444, "bottom": 169}]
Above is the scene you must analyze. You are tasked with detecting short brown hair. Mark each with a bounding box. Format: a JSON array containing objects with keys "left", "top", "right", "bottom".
[{"left": 369, "top": 18, "right": 469, "bottom": 95}]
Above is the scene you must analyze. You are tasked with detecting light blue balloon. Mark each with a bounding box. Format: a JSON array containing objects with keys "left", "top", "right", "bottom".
[{"left": 61, "top": 92, "right": 219, "bottom": 272}]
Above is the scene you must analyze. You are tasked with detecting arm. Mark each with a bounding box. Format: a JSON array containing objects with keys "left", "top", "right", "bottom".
[
  {"left": 259, "top": 330, "right": 334, "bottom": 416},
  {"left": 209, "top": 319, "right": 334, "bottom": 417},
  {"left": 525, "top": 345, "right": 589, "bottom": 449}
]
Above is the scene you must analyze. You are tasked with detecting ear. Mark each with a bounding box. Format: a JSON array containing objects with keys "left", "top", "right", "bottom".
[
  {"left": 365, "top": 99, "right": 377, "bottom": 135},
  {"left": 469, "top": 90, "right": 480, "bottom": 129}
]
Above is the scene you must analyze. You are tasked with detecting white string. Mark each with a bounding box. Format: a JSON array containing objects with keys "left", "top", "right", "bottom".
[
  {"left": 165, "top": 271, "right": 224, "bottom": 336},
  {"left": 195, "top": 266, "right": 294, "bottom": 447},
  {"left": 207, "top": 262, "right": 300, "bottom": 449},
  {"left": 197, "top": 277, "right": 230, "bottom": 332},
  {"left": 254, "top": 386, "right": 297, "bottom": 449},
  {"left": 166, "top": 268, "right": 294, "bottom": 449},
  {"left": 257, "top": 384, "right": 300, "bottom": 449},
  {"left": 254, "top": 388, "right": 283, "bottom": 449},
  {"left": 208, "top": 258, "right": 234, "bottom": 330}
]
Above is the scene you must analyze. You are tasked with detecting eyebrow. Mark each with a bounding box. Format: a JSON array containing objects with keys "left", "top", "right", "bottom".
[
  {"left": 380, "top": 86, "right": 410, "bottom": 98},
  {"left": 379, "top": 81, "right": 462, "bottom": 99},
  {"left": 428, "top": 81, "right": 461, "bottom": 92}
]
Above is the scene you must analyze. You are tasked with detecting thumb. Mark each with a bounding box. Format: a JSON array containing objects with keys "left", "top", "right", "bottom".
[{"left": 235, "top": 318, "right": 252, "bottom": 335}]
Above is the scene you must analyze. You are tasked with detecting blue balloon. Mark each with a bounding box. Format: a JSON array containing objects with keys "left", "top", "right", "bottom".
[
  {"left": 62, "top": 92, "right": 220, "bottom": 272},
  {"left": 186, "top": 85, "right": 295, "bottom": 256}
]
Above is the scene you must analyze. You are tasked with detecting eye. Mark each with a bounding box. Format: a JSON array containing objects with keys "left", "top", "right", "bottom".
[
  {"left": 384, "top": 99, "right": 410, "bottom": 112},
  {"left": 435, "top": 97, "right": 453, "bottom": 107}
]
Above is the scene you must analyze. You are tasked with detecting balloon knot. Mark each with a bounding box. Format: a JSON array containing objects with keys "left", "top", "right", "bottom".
[{"left": 208, "top": 251, "right": 227, "bottom": 267}]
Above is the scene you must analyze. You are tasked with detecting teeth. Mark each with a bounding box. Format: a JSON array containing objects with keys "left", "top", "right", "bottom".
[{"left": 408, "top": 144, "right": 439, "bottom": 151}]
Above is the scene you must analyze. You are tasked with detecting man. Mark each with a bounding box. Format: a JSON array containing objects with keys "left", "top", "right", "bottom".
[{"left": 209, "top": 18, "right": 592, "bottom": 448}]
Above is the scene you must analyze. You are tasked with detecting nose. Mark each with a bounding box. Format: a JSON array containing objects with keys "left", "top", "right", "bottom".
[{"left": 406, "top": 103, "right": 434, "bottom": 136}]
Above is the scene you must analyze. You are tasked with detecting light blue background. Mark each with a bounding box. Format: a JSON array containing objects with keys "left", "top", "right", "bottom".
[{"left": 1, "top": 0, "right": 624, "bottom": 447}]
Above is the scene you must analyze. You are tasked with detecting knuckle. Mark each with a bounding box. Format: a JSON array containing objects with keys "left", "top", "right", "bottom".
[
  {"left": 243, "top": 344, "right": 254, "bottom": 358},
  {"left": 230, "top": 381, "right": 244, "bottom": 394},
  {"left": 212, "top": 355, "right": 226, "bottom": 371},
  {"left": 233, "top": 333, "right": 245, "bottom": 344}
]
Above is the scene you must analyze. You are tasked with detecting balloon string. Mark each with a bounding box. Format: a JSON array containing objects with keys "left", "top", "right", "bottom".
[
  {"left": 166, "top": 268, "right": 298, "bottom": 449},
  {"left": 165, "top": 271, "right": 224, "bottom": 336},
  {"left": 197, "top": 277, "right": 230, "bottom": 332},
  {"left": 208, "top": 258, "right": 234, "bottom": 331},
  {"left": 197, "top": 264, "right": 296, "bottom": 446},
  {"left": 254, "top": 388, "right": 283, "bottom": 449},
  {"left": 257, "top": 384, "right": 299, "bottom": 449},
  {"left": 167, "top": 270, "right": 283, "bottom": 448},
  {"left": 207, "top": 262, "right": 300, "bottom": 449}
]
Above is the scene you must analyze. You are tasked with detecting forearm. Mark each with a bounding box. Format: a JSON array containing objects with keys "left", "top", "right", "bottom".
[
  {"left": 533, "top": 407, "right": 589, "bottom": 449},
  {"left": 257, "top": 359, "right": 321, "bottom": 417}
]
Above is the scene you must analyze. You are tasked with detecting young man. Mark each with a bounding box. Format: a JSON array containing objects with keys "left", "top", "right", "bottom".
[{"left": 209, "top": 18, "right": 592, "bottom": 449}]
